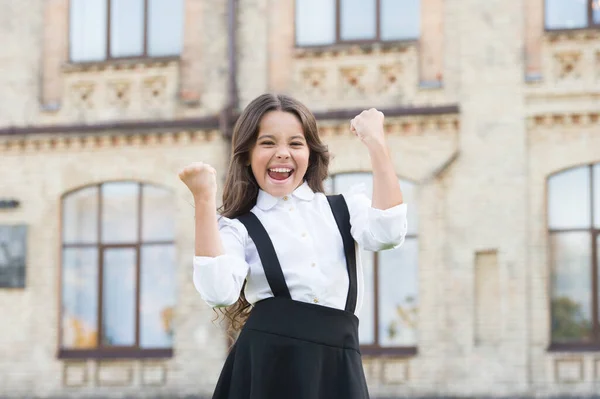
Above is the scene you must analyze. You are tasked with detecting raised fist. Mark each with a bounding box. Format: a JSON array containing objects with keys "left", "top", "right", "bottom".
[
  {"left": 178, "top": 162, "right": 218, "bottom": 201},
  {"left": 350, "top": 108, "right": 385, "bottom": 147}
]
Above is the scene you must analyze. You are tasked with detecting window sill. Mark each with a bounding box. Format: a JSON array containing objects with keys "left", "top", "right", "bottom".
[
  {"left": 294, "top": 40, "right": 417, "bottom": 58},
  {"left": 62, "top": 56, "right": 180, "bottom": 73},
  {"left": 544, "top": 26, "right": 600, "bottom": 35},
  {"left": 360, "top": 346, "right": 417, "bottom": 357},
  {"left": 548, "top": 343, "right": 600, "bottom": 352},
  {"left": 58, "top": 348, "right": 173, "bottom": 360}
]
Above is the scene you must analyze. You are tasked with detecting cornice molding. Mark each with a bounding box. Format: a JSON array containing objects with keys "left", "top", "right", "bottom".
[
  {"left": 0, "top": 129, "right": 220, "bottom": 153},
  {"left": 527, "top": 111, "right": 600, "bottom": 129}
]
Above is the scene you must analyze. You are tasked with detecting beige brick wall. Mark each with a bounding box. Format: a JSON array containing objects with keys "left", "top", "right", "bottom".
[
  {"left": 183, "top": 0, "right": 229, "bottom": 117},
  {"left": 0, "top": 132, "right": 228, "bottom": 397},
  {"left": 0, "top": 0, "right": 43, "bottom": 126},
  {"left": 1, "top": 0, "right": 600, "bottom": 397},
  {"left": 237, "top": 0, "right": 270, "bottom": 108},
  {"left": 267, "top": 0, "right": 295, "bottom": 93}
]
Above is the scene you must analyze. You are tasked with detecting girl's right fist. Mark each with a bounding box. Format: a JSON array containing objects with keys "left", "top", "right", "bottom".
[{"left": 178, "top": 162, "right": 217, "bottom": 200}]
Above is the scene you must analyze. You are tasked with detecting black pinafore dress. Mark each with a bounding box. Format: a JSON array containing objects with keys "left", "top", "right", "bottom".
[{"left": 212, "top": 195, "right": 370, "bottom": 399}]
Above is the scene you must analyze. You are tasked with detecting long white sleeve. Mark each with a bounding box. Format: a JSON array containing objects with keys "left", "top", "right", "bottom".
[
  {"left": 192, "top": 216, "right": 250, "bottom": 308},
  {"left": 342, "top": 185, "right": 408, "bottom": 251}
]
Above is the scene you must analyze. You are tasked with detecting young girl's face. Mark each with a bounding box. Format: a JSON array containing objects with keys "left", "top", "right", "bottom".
[{"left": 249, "top": 110, "right": 310, "bottom": 198}]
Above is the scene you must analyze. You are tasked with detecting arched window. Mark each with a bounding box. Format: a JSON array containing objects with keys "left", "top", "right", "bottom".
[
  {"left": 548, "top": 163, "right": 600, "bottom": 349},
  {"left": 59, "top": 182, "right": 176, "bottom": 358},
  {"left": 327, "top": 173, "right": 418, "bottom": 354}
]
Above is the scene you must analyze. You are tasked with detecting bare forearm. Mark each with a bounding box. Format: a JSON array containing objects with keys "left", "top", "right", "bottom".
[
  {"left": 194, "top": 198, "right": 224, "bottom": 257},
  {"left": 368, "top": 141, "right": 403, "bottom": 210}
]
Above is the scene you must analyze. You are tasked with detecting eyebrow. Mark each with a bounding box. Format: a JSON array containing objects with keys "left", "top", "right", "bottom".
[{"left": 257, "top": 134, "right": 306, "bottom": 141}]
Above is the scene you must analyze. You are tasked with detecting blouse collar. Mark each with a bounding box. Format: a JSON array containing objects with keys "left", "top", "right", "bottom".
[{"left": 256, "top": 181, "right": 315, "bottom": 211}]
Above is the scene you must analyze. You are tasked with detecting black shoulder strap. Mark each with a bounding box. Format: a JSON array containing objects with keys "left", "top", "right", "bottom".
[
  {"left": 326, "top": 194, "right": 358, "bottom": 313},
  {"left": 237, "top": 212, "right": 292, "bottom": 299}
]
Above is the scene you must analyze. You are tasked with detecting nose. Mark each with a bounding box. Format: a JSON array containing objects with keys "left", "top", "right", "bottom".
[{"left": 275, "top": 146, "right": 290, "bottom": 159}]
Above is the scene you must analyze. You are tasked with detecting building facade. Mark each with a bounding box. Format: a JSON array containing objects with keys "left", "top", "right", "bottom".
[{"left": 0, "top": 0, "right": 599, "bottom": 397}]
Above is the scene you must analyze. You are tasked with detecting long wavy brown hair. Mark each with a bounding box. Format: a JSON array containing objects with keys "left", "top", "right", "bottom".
[{"left": 216, "top": 93, "right": 330, "bottom": 334}]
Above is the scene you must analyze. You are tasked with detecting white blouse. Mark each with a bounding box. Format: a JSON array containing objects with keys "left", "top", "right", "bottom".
[{"left": 192, "top": 181, "right": 408, "bottom": 316}]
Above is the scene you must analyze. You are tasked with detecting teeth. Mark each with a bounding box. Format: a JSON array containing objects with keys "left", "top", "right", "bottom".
[{"left": 270, "top": 168, "right": 292, "bottom": 173}]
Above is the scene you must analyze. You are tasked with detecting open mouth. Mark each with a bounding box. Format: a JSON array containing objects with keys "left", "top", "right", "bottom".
[{"left": 267, "top": 167, "right": 294, "bottom": 183}]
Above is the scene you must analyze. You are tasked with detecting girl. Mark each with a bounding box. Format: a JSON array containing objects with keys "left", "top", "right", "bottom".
[{"left": 179, "top": 94, "right": 407, "bottom": 399}]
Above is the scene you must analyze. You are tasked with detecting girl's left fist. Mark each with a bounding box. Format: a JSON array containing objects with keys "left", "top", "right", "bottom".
[{"left": 350, "top": 108, "right": 385, "bottom": 147}]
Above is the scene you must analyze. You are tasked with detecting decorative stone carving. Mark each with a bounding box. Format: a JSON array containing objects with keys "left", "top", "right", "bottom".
[
  {"left": 379, "top": 64, "right": 404, "bottom": 96},
  {"left": 300, "top": 68, "right": 327, "bottom": 98},
  {"left": 59, "top": 60, "right": 179, "bottom": 122},
  {"left": 554, "top": 51, "right": 582, "bottom": 80},
  {"left": 292, "top": 43, "right": 419, "bottom": 110},
  {"left": 71, "top": 82, "right": 95, "bottom": 110},
  {"left": 142, "top": 76, "right": 167, "bottom": 108},
  {"left": 533, "top": 31, "right": 600, "bottom": 90},
  {"left": 340, "top": 66, "right": 366, "bottom": 96},
  {"left": 107, "top": 81, "right": 131, "bottom": 109}
]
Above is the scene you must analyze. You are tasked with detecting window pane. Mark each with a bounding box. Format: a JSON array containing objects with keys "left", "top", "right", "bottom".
[
  {"left": 101, "top": 182, "right": 139, "bottom": 244},
  {"left": 148, "top": 0, "right": 184, "bottom": 57},
  {"left": 359, "top": 250, "right": 375, "bottom": 344},
  {"left": 296, "top": 0, "right": 336, "bottom": 46},
  {"left": 400, "top": 180, "right": 418, "bottom": 235},
  {"left": 341, "top": 0, "right": 376, "bottom": 41},
  {"left": 381, "top": 0, "right": 420, "bottom": 40},
  {"left": 378, "top": 238, "right": 418, "bottom": 347},
  {"left": 62, "top": 248, "right": 98, "bottom": 348},
  {"left": 545, "top": 0, "right": 588, "bottom": 29},
  {"left": 70, "top": 0, "right": 107, "bottom": 62},
  {"left": 63, "top": 187, "right": 99, "bottom": 244},
  {"left": 110, "top": 0, "right": 144, "bottom": 58},
  {"left": 594, "top": 164, "right": 600, "bottom": 228},
  {"left": 550, "top": 232, "right": 593, "bottom": 342},
  {"left": 142, "top": 185, "right": 175, "bottom": 241},
  {"left": 140, "top": 245, "right": 176, "bottom": 348},
  {"left": 102, "top": 248, "right": 137, "bottom": 346},
  {"left": 548, "top": 166, "right": 591, "bottom": 229},
  {"left": 594, "top": 0, "right": 600, "bottom": 24}
]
